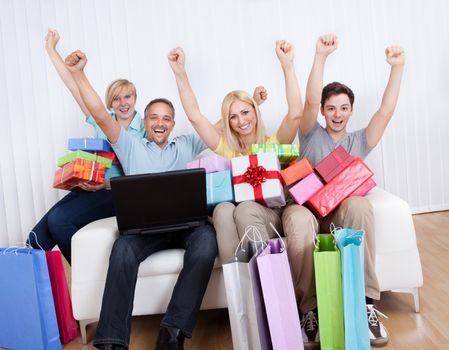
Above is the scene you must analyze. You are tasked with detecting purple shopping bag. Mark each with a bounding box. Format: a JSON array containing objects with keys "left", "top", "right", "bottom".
[{"left": 257, "top": 238, "right": 304, "bottom": 350}]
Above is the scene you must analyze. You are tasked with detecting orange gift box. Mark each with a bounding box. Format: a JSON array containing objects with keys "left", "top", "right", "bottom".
[
  {"left": 280, "top": 158, "right": 314, "bottom": 186},
  {"left": 53, "top": 159, "right": 106, "bottom": 190}
]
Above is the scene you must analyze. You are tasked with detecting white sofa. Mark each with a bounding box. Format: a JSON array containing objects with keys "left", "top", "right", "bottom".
[{"left": 71, "top": 187, "right": 423, "bottom": 344}]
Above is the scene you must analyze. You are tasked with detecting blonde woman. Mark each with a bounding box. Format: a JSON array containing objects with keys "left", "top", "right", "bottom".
[
  {"left": 168, "top": 41, "right": 303, "bottom": 262},
  {"left": 27, "top": 29, "right": 145, "bottom": 263}
]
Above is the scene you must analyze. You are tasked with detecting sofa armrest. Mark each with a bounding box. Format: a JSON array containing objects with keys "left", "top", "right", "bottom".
[
  {"left": 71, "top": 217, "right": 119, "bottom": 284},
  {"left": 366, "top": 187, "right": 423, "bottom": 291}
]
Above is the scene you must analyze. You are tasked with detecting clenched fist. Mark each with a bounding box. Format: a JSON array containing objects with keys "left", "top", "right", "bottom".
[
  {"left": 65, "top": 50, "right": 87, "bottom": 73},
  {"left": 385, "top": 46, "right": 405, "bottom": 67}
]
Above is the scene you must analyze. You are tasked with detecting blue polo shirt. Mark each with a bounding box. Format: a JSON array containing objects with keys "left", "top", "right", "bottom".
[
  {"left": 111, "top": 128, "right": 207, "bottom": 175},
  {"left": 86, "top": 112, "right": 145, "bottom": 180}
]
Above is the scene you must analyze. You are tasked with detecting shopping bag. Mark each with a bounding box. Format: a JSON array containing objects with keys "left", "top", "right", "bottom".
[
  {"left": 257, "top": 227, "right": 304, "bottom": 350},
  {"left": 223, "top": 227, "right": 271, "bottom": 350},
  {"left": 46, "top": 251, "right": 79, "bottom": 344},
  {"left": 0, "top": 248, "right": 62, "bottom": 350},
  {"left": 313, "top": 234, "right": 345, "bottom": 350},
  {"left": 335, "top": 228, "right": 370, "bottom": 350}
]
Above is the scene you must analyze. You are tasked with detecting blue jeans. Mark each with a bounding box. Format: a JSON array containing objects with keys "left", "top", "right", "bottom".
[
  {"left": 27, "top": 190, "right": 115, "bottom": 263},
  {"left": 93, "top": 223, "right": 218, "bottom": 348}
]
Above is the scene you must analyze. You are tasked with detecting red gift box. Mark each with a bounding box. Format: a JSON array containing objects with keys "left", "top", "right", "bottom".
[
  {"left": 314, "top": 145, "right": 353, "bottom": 183},
  {"left": 351, "top": 178, "right": 376, "bottom": 197},
  {"left": 307, "top": 158, "right": 373, "bottom": 217},
  {"left": 53, "top": 159, "right": 106, "bottom": 190}
]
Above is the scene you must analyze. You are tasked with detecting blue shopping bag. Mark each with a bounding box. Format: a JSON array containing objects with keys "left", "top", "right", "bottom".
[
  {"left": 0, "top": 248, "right": 62, "bottom": 350},
  {"left": 334, "top": 228, "right": 370, "bottom": 350}
]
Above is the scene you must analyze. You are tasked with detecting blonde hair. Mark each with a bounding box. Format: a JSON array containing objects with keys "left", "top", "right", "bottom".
[
  {"left": 105, "top": 79, "right": 137, "bottom": 110},
  {"left": 221, "top": 90, "right": 266, "bottom": 152}
]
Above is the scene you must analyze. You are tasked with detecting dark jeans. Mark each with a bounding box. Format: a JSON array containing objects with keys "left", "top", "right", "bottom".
[
  {"left": 93, "top": 223, "right": 218, "bottom": 348},
  {"left": 27, "top": 190, "right": 115, "bottom": 263}
]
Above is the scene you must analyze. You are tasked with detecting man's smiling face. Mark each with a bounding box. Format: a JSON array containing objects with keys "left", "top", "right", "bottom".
[{"left": 144, "top": 102, "right": 175, "bottom": 148}]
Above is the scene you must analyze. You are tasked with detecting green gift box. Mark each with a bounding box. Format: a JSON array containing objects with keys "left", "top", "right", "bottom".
[
  {"left": 57, "top": 150, "right": 112, "bottom": 169},
  {"left": 249, "top": 144, "right": 299, "bottom": 163}
]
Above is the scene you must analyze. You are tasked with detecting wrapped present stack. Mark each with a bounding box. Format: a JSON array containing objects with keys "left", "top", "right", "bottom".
[
  {"left": 232, "top": 151, "right": 285, "bottom": 208},
  {"left": 249, "top": 143, "right": 299, "bottom": 168},
  {"left": 282, "top": 145, "right": 376, "bottom": 217},
  {"left": 186, "top": 154, "right": 234, "bottom": 207},
  {"left": 53, "top": 138, "right": 115, "bottom": 190}
]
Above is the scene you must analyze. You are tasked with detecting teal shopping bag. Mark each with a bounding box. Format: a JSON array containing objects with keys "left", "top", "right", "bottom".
[
  {"left": 313, "top": 234, "right": 345, "bottom": 350},
  {"left": 335, "top": 228, "right": 370, "bottom": 350},
  {"left": 0, "top": 248, "right": 61, "bottom": 350}
]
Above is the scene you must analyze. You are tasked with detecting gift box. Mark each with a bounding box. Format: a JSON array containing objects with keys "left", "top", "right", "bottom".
[
  {"left": 232, "top": 152, "right": 285, "bottom": 208},
  {"left": 249, "top": 144, "right": 299, "bottom": 164},
  {"left": 289, "top": 172, "right": 324, "bottom": 205},
  {"left": 57, "top": 150, "right": 112, "bottom": 169},
  {"left": 351, "top": 178, "right": 376, "bottom": 197},
  {"left": 68, "top": 138, "right": 112, "bottom": 152},
  {"left": 307, "top": 158, "right": 373, "bottom": 217},
  {"left": 280, "top": 158, "right": 314, "bottom": 186},
  {"left": 94, "top": 151, "right": 117, "bottom": 162},
  {"left": 187, "top": 154, "right": 232, "bottom": 174},
  {"left": 315, "top": 145, "right": 353, "bottom": 183},
  {"left": 53, "top": 159, "right": 106, "bottom": 190},
  {"left": 206, "top": 170, "right": 234, "bottom": 207}
]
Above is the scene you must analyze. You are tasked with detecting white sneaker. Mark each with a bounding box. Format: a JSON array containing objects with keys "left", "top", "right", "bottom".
[
  {"left": 301, "top": 310, "right": 320, "bottom": 348},
  {"left": 367, "top": 304, "right": 389, "bottom": 347}
]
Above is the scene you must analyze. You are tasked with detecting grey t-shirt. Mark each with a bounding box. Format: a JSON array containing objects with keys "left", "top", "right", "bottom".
[{"left": 299, "top": 122, "right": 372, "bottom": 166}]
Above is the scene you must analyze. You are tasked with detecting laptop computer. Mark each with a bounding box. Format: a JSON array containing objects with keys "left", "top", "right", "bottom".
[{"left": 110, "top": 168, "right": 208, "bottom": 235}]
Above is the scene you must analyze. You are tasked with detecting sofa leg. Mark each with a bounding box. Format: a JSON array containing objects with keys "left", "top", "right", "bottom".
[
  {"left": 391, "top": 287, "right": 420, "bottom": 313},
  {"left": 412, "top": 287, "right": 420, "bottom": 313},
  {"left": 79, "top": 318, "right": 98, "bottom": 345}
]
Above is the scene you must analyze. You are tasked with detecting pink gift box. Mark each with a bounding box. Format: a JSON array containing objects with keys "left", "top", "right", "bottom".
[
  {"left": 186, "top": 154, "right": 231, "bottom": 174},
  {"left": 307, "top": 158, "right": 373, "bottom": 217},
  {"left": 289, "top": 172, "right": 324, "bottom": 205},
  {"left": 314, "top": 145, "right": 353, "bottom": 183},
  {"left": 351, "top": 178, "right": 376, "bottom": 197}
]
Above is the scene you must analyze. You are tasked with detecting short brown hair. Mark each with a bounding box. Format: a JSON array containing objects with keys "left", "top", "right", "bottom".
[
  {"left": 144, "top": 98, "right": 176, "bottom": 119},
  {"left": 321, "top": 82, "right": 354, "bottom": 107},
  {"left": 105, "top": 79, "right": 137, "bottom": 110}
]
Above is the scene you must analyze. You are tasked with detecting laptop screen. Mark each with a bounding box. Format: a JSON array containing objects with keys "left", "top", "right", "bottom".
[{"left": 110, "top": 168, "right": 207, "bottom": 235}]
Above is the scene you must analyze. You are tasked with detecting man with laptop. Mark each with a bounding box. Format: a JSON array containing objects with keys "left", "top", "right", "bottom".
[{"left": 66, "top": 50, "right": 218, "bottom": 350}]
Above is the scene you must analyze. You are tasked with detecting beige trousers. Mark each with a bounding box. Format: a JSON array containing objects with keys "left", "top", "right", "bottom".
[
  {"left": 282, "top": 196, "right": 380, "bottom": 313},
  {"left": 212, "top": 201, "right": 283, "bottom": 264}
]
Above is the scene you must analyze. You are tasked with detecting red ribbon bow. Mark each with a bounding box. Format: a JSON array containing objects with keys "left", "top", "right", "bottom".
[
  {"left": 233, "top": 154, "right": 282, "bottom": 206},
  {"left": 243, "top": 164, "right": 267, "bottom": 187}
]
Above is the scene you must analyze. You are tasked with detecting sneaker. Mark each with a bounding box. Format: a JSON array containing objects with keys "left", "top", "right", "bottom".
[
  {"left": 367, "top": 304, "right": 389, "bottom": 347},
  {"left": 301, "top": 309, "right": 320, "bottom": 348}
]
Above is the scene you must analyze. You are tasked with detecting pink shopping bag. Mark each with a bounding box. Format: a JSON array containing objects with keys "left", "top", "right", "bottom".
[{"left": 46, "top": 251, "right": 79, "bottom": 343}]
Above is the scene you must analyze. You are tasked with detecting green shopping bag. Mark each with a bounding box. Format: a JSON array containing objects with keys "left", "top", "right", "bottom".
[{"left": 313, "top": 234, "right": 345, "bottom": 350}]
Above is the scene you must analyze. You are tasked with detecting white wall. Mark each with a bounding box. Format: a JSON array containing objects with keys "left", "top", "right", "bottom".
[{"left": 1, "top": 0, "right": 448, "bottom": 246}]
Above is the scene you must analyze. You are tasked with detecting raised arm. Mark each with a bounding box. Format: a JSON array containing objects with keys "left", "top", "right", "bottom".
[
  {"left": 168, "top": 47, "right": 221, "bottom": 150},
  {"left": 45, "top": 29, "right": 90, "bottom": 117},
  {"left": 366, "top": 46, "right": 405, "bottom": 148},
  {"left": 274, "top": 40, "right": 304, "bottom": 144},
  {"left": 65, "top": 51, "right": 120, "bottom": 143},
  {"left": 301, "top": 34, "right": 338, "bottom": 135}
]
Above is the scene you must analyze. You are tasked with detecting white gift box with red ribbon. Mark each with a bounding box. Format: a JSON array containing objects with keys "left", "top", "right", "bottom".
[{"left": 231, "top": 151, "right": 285, "bottom": 208}]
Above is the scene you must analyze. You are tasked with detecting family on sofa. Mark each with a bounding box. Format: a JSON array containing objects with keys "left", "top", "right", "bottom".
[{"left": 28, "top": 30, "right": 405, "bottom": 349}]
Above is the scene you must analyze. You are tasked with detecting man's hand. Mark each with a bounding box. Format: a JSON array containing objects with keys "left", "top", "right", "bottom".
[
  {"left": 168, "top": 47, "right": 186, "bottom": 74},
  {"left": 252, "top": 86, "right": 268, "bottom": 106},
  {"left": 77, "top": 182, "right": 108, "bottom": 192},
  {"left": 275, "top": 40, "right": 294, "bottom": 67},
  {"left": 65, "top": 50, "right": 87, "bottom": 73},
  {"left": 316, "top": 34, "right": 338, "bottom": 57},
  {"left": 44, "top": 29, "right": 59, "bottom": 52},
  {"left": 385, "top": 46, "right": 405, "bottom": 67}
]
